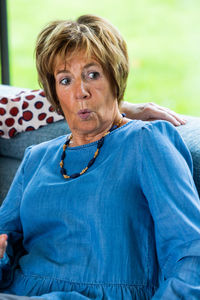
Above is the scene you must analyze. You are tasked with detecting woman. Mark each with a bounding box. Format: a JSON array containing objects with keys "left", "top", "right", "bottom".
[{"left": 0, "top": 14, "right": 200, "bottom": 300}]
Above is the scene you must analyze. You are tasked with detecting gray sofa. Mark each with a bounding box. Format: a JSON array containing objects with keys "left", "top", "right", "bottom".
[{"left": 0, "top": 86, "right": 200, "bottom": 204}]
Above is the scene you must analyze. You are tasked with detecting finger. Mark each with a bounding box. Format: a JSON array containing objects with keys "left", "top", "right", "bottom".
[
  {"left": 143, "top": 104, "right": 186, "bottom": 126},
  {"left": 0, "top": 244, "right": 7, "bottom": 258},
  {"left": 149, "top": 104, "right": 187, "bottom": 125},
  {"left": 0, "top": 234, "right": 8, "bottom": 258},
  {"left": 147, "top": 111, "right": 183, "bottom": 126},
  {"left": 144, "top": 103, "right": 187, "bottom": 125},
  {"left": 157, "top": 110, "right": 186, "bottom": 125}
]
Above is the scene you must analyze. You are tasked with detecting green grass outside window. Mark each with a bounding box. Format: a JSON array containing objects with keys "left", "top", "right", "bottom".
[{"left": 6, "top": 0, "right": 200, "bottom": 116}]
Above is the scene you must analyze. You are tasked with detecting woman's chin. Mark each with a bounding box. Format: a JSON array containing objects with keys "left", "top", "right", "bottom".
[{"left": 72, "top": 122, "right": 99, "bottom": 135}]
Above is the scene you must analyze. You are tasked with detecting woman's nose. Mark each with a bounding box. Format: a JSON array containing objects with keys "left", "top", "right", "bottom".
[{"left": 75, "top": 80, "right": 90, "bottom": 100}]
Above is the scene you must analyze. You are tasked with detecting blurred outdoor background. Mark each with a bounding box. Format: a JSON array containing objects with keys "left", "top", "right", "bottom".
[{"left": 5, "top": 0, "right": 200, "bottom": 115}]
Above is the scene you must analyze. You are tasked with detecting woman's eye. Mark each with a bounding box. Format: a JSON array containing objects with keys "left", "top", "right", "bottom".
[
  {"left": 60, "top": 77, "right": 71, "bottom": 85},
  {"left": 88, "top": 72, "right": 100, "bottom": 80}
]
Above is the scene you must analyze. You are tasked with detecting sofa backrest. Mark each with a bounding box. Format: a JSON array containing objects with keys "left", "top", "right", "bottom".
[{"left": 177, "top": 116, "right": 200, "bottom": 197}]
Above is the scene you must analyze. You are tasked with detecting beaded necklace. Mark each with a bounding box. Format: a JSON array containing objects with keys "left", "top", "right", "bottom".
[{"left": 60, "top": 113, "right": 125, "bottom": 179}]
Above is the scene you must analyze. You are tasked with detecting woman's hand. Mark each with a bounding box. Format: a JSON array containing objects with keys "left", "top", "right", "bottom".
[
  {"left": 120, "top": 101, "right": 186, "bottom": 126},
  {"left": 0, "top": 234, "right": 8, "bottom": 259}
]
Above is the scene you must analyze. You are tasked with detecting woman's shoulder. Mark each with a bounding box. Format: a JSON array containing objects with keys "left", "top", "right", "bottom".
[
  {"left": 23, "top": 134, "right": 69, "bottom": 160},
  {"left": 126, "top": 118, "right": 175, "bottom": 131},
  {"left": 124, "top": 119, "right": 181, "bottom": 140},
  {"left": 138, "top": 119, "right": 183, "bottom": 145},
  {"left": 137, "top": 120, "right": 193, "bottom": 169},
  {"left": 121, "top": 119, "right": 178, "bottom": 139},
  {"left": 123, "top": 120, "right": 190, "bottom": 158},
  {"left": 18, "top": 134, "right": 70, "bottom": 177}
]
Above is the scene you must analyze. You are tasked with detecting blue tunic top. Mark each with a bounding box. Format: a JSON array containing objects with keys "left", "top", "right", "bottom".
[{"left": 0, "top": 120, "right": 200, "bottom": 299}]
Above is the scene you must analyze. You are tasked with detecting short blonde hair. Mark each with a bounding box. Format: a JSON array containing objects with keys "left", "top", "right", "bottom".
[{"left": 35, "top": 14, "right": 129, "bottom": 114}]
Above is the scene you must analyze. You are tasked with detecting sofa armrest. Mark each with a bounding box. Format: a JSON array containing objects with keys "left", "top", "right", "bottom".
[
  {"left": 177, "top": 116, "right": 200, "bottom": 196},
  {"left": 0, "top": 120, "right": 70, "bottom": 160}
]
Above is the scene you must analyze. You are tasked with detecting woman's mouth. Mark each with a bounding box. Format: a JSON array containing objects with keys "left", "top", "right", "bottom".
[{"left": 77, "top": 109, "right": 92, "bottom": 120}]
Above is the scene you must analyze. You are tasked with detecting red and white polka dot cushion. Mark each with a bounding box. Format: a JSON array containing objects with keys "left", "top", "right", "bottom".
[{"left": 0, "top": 89, "right": 64, "bottom": 138}]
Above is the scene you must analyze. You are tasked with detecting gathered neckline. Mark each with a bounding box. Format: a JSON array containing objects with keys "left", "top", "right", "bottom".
[{"left": 66, "top": 120, "right": 134, "bottom": 150}]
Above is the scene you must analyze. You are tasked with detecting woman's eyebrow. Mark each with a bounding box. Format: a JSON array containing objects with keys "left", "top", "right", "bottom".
[
  {"left": 55, "top": 69, "right": 70, "bottom": 76},
  {"left": 83, "top": 63, "right": 100, "bottom": 69},
  {"left": 55, "top": 63, "right": 100, "bottom": 76}
]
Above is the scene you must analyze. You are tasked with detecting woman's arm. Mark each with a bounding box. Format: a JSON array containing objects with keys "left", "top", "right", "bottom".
[
  {"left": 0, "top": 148, "right": 31, "bottom": 288},
  {"left": 139, "top": 121, "right": 200, "bottom": 299}
]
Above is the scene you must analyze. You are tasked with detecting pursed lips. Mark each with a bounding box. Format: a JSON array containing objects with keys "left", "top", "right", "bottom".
[{"left": 77, "top": 109, "right": 92, "bottom": 120}]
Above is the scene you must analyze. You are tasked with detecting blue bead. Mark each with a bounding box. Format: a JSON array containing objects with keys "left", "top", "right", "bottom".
[
  {"left": 87, "top": 157, "right": 96, "bottom": 168},
  {"left": 61, "top": 152, "right": 65, "bottom": 160},
  {"left": 60, "top": 168, "right": 66, "bottom": 175},
  {"left": 71, "top": 173, "right": 80, "bottom": 178},
  {"left": 66, "top": 140, "right": 70, "bottom": 145},
  {"left": 98, "top": 138, "right": 104, "bottom": 148}
]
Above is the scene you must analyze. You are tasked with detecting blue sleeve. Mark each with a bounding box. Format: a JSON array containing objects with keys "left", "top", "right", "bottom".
[
  {"left": 139, "top": 121, "right": 200, "bottom": 299},
  {"left": 0, "top": 147, "right": 32, "bottom": 288}
]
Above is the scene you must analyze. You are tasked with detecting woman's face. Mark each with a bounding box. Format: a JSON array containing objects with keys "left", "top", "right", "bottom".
[{"left": 54, "top": 52, "right": 119, "bottom": 138}]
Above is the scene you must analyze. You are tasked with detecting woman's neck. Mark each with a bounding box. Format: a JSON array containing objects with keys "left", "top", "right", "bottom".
[{"left": 69, "top": 112, "right": 126, "bottom": 147}]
